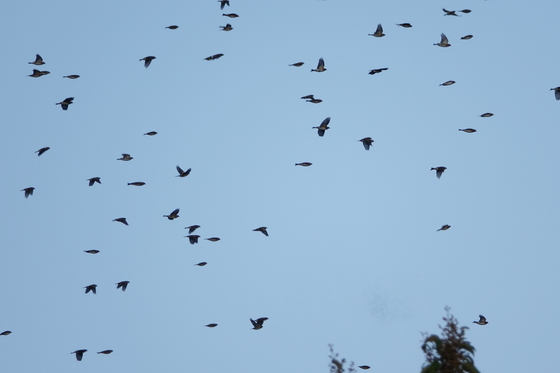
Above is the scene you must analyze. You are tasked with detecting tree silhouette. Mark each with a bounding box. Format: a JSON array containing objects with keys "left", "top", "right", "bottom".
[
  {"left": 328, "top": 344, "right": 356, "bottom": 373},
  {"left": 420, "top": 307, "right": 481, "bottom": 373}
]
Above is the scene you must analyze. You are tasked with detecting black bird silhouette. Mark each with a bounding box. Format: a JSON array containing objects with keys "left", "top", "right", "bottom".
[
  {"left": 206, "top": 323, "right": 218, "bottom": 327},
  {"left": 460, "top": 9, "right": 472, "bottom": 13},
  {"left": 220, "top": 23, "right": 233, "bottom": 31},
  {"left": 164, "top": 208, "right": 180, "bottom": 220},
  {"left": 431, "top": 167, "right": 447, "bottom": 179},
  {"left": 116, "top": 281, "right": 129, "bottom": 291},
  {"left": 88, "top": 177, "right": 101, "bottom": 186},
  {"left": 359, "top": 137, "right": 374, "bottom": 150},
  {"left": 290, "top": 62, "right": 304, "bottom": 67},
  {"left": 186, "top": 235, "right": 200, "bottom": 244},
  {"left": 139, "top": 56, "right": 156, "bottom": 68},
  {"left": 72, "top": 349, "right": 87, "bottom": 361},
  {"left": 222, "top": 13, "right": 239, "bottom": 18},
  {"left": 196, "top": 262, "right": 208, "bottom": 267},
  {"left": 551, "top": 87, "right": 560, "bottom": 100},
  {"left": 29, "top": 54, "right": 45, "bottom": 65},
  {"left": 84, "top": 250, "right": 100, "bottom": 254},
  {"left": 165, "top": 25, "right": 179, "bottom": 30},
  {"left": 63, "top": 75, "right": 80, "bottom": 79},
  {"left": 437, "top": 224, "right": 451, "bottom": 231},
  {"left": 22, "top": 187, "right": 35, "bottom": 198},
  {"left": 459, "top": 128, "right": 477, "bottom": 133},
  {"left": 480, "top": 113, "right": 494, "bottom": 117},
  {"left": 29, "top": 69, "right": 50, "bottom": 77},
  {"left": 250, "top": 317, "right": 268, "bottom": 330},
  {"left": 295, "top": 162, "right": 312, "bottom": 167},
  {"left": 473, "top": 315, "right": 488, "bottom": 325},
  {"left": 113, "top": 218, "right": 128, "bottom": 226},
  {"left": 0, "top": 331, "right": 12, "bottom": 336},
  {"left": 368, "top": 68, "right": 388, "bottom": 75},
  {"left": 36, "top": 147, "right": 50, "bottom": 156},
  {"left": 127, "top": 182, "right": 146, "bottom": 186},
  {"left": 84, "top": 284, "right": 97, "bottom": 294},
  {"left": 311, "top": 58, "right": 326, "bottom": 72},
  {"left": 56, "top": 97, "right": 74, "bottom": 110},
  {"left": 205, "top": 53, "right": 224, "bottom": 61},
  {"left": 396, "top": 23, "right": 412, "bottom": 28},
  {"left": 176, "top": 166, "right": 191, "bottom": 177},
  {"left": 313, "top": 117, "right": 331, "bottom": 137},
  {"left": 440, "top": 80, "right": 455, "bottom": 86},
  {"left": 144, "top": 131, "right": 158, "bottom": 136},
  {"left": 369, "top": 24, "right": 385, "bottom": 37},
  {"left": 185, "top": 225, "right": 201, "bottom": 234},
  {"left": 358, "top": 366, "right": 370, "bottom": 370},
  {"left": 206, "top": 237, "right": 221, "bottom": 242},
  {"left": 434, "top": 33, "right": 451, "bottom": 47},
  {"left": 219, "top": 0, "right": 229, "bottom": 9},
  {"left": 461, "top": 35, "right": 473, "bottom": 40},
  {"left": 443, "top": 8, "right": 458, "bottom": 16},
  {"left": 97, "top": 350, "right": 113, "bottom": 354},
  {"left": 117, "top": 153, "right": 133, "bottom": 161},
  {"left": 253, "top": 227, "right": 269, "bottom": 236}
]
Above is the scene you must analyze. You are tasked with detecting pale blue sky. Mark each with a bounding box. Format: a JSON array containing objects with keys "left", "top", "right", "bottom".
[{"left": 2, "top": 0, "right": 560, "bottom": 372}]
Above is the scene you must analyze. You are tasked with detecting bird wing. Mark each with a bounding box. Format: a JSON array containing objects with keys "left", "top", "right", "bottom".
[
  {"left": 320, "top": 117, "right": 331, "bottom": 127},
  {"left": 317, "top": 58, "right": 324, "bottom": 69},
  {"left": 555, "top": 90, "right": 560, "bottom": 100},
  {"left": 176, "top": 165, "right": 184, "bottom": 174},
  {"left": 171, "top": 208, "right": 180, "bottom": 216},
  {"left": 441, "top": 33, "right": 449, "bottom": 44},
  {"left": 376, "top": 24, "right": 383, "bottom": 33}
]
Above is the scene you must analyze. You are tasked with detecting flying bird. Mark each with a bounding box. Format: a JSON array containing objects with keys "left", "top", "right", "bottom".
[
  {"left": 551, "top": 87, "right": 560, "bottom": 100},
  {"left": 56, "top": 97, "right": 74, "bottom": 110},
  {"left": 290, "top": 62, "right": 304, "bottom": 67},
  {"left": 63, "top": 75, "right": 80, "bottom": 79},
  {"left": 206, "top": 237, "right": 221, "bottom": 242},
  {"left": 0, "top": 331, "right": 12, "bottom": 336},
  {"left": 185, "top": 225, "right": 201, "bottom": 234},
  {"left": 35, "top": 147, "right": 50, "bottom": 156},
  {"left": 97, "top": 350, "right": 113, "bottom": 354},
  {"left": 307, "top": 98, "right": 322, "bottom": 104},
  {"left": 144, "top": 131, "right": 157, "bottom": 136},
  {"left": 295, "top": 162, "right": 312, "bottom": 167},
  {"left": 253, "top": 227, "right": 269, "bottom": 236},
  {"left": 440, "top": 80, "right": 455, "bottom": 86},
  {"left": 117, "top": 153, "right": 133, "bottom": 161},
  {"left": 127, "top": 182, "right": 146, "bottom": 186},
  {"left": 396, "top": 23, "right": 412, "bottom": 28},
  {"left": 205, "top": 53, "right": 224, "bottom": 61},
  {"left": 311, "top": 58, "right": 326, "bottom": 72},
  {"left": 84, "top": 250, "right": 100, "bottom": 254},
  {"left": 250, "top": 317, "right": 268, "bottom": 330},
  {"left": 368, "top": 24, "right": 385, "bottom": 37},
  {"left": 88, "top": 177, "right": 101, "bottom": 186},
  {"left": 139, "top": 56, "right": 156, "bottom": 68},
  {"left": 219, "top": 0, "right": 229, "bottom": 9},
  {"left": 176, "top": 166, "right": 191, "bottom": 177},
  {"left": 222, "top": 13, "right": 239, "bottom": 18},
  {"left": 206, "top": 323, "right": 218, "bottom": 327},
  {"left": 165, "top": 25, "right": 179, "bottom": 29},
  {"left": 473, "top": 315, "right": 488, "bottom": 325},
  {"left": 442, "top": 8, "right": 458, "bottom": 16},
  {"left": 195, "top": 262, "right": 207, "bottom": 266},
  {"left": 459, "top": 128, "right": 477, "bottom": 133},
  {"left": 21, "top": 187, "right": 35, "bottom": 198},
  {"left": 431, "top": 167, "right": 447, "bottom": 179},
  {"left": 220, "top": 23, "right": 233, "bottom": 31},
  {"left": 437, "top": 224, "right": 451, "bottom": 231},
  {"left": 313, "top": 117, "right": 331, "bottom": 137},
  {"left": 368, "top": 68, "right": 388, "bottom": 75},
  {"left": 461, "top": 35, "right": 473, "bottom": 40},
  {"left": 359, "top": 137, "right": 374, "bottom": 150},
  {"left": 480, "top": 113, "right": 494, "bottom": 117},
  {"left": 29, "top": 54, "right": 45, "bottom": 65},
  {"left": 358, "top": 366, "right": 371, "bottom": 370},
  {"left": 72, "top": 350, "right": 87, "bottom": 361},
  {"left": 460, "top": 9, "right": 472, "bottom": 13},
  {"left": 29, "top": 69, "right": 50, "bottom": 78},
  {"left": 113, "top": 218, "right": 128, "bottom": 226},
  {"left": 116, "top": 281, "right": 129, "bottom": 291},
  {"left": 84, "top": 284, "right": 97, "bottom": 294},
  {"left": 301, "top": 94, "right": 315, "bottom": 100},
  {"left": 163, "top": 208, "right": 180, "bottom": 220},
  {"left": 434, "top": 33, "right": 451, "bottom": 47},
  {"left": 186, "top": 235, "right": 200, "bottom": 244}
]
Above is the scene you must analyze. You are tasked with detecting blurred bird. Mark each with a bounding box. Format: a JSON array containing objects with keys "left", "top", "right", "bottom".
[
  {"left": 206, "top": 237, "right": 221, "bottom": 242},
  {"left": 35, "top": 147, "right": 50, "bottom": 156},
  {"left": 250, "top": 317, "right": 268, "bottom": 330},
  {"left": 307, "top": 98, "right": 322, "bottom": 104},
  {"left": 117, "top": 153, "right": 133, "bottom": 161},
  {"left": 222, "top": 13, "right": 239, "bottom": 18},
  {"left": 97, "top": 350, "right": 113, "bottom": 354},
  {"left": 144, "top": 131, "right": 157, "bottom": 136},
  {"left": 116, "top": 281, "right": 129, "bottom": 291},
  {"left": 295, "top": 162, "right": 312, "bottom": 167},
  {"left": 88, "top": 177, "right": 101, "bottom": 186},
  {"left": 480, "top": 113, "right": 494, "bottom": 117},
  {"left": 461, "top": 35, "right": 473, "bottom": 40},
  {"left": 442, "top": 8, "right": 458, "bottom": 16},
  {"left": 84, "top": 250, "right": 100, "bottom": 254},
  {"left": 63, "top": 75, "right": 80, "bottom": 79},
  {"left": 434, "top": 33, "right": 451, "bottom": 47},
  {"left": 369, "top": 24, "right": 385, "bottom": 37},
  {"left": 195, "top": 262, "right": 207, "bottom": 266},
  {"left": 219, "top": 0, "right": 229, "bottom": 9},
  {"left": 359, "top": 137, "right": 374, "bottom": 150},
  {"left": 437, "top": 224, "right": 451, "bottom": 231},
  {"left": 163, "top": 208, "right": 180, "bottom": 220},
  {"left": 396, "top": 23, "right": 412, "bottom": 28},
  {"left": 368, "top": 68, "right": 388, "bottom": 75},
  {"left": 176, "top": 166, "right": 191, "bottom": 177},
  {"left": 165, "top": 25, "right": 179, "bottom": 29},
  {"left": 440, "top": 80, "right": 455, "bottom": 86},
  {"left": 185, "top": 225, "right": 201, "bottom": 234},
  {"left": 29, "top": 54, "right": 45, "bottom": 65},
  {"left": 311, "top": 58, "right": 326, "bottom": 72},
  {"left": 84, "top": 284, "right": 97, "bottom": 294},
  {"left": 186, "top": 235, "right": 200, "bottom": 244},
  {"left": 206, "top": 323, "right": 218, "bottom": 327},
  {"left": 22, "top": 187, "right": 34, "bottom": 198},
  {"left": 72, "top": 350, "right": 87, "bottom": 361},
  {"left": 358, "top": 366, "right": 371, "bottom": 370},
  {"left": 459, "top": 128, "right": 477, "bottom": 133},
  {"left": 220, "top": 23, "right": 233, "bottom": 31},
  {"left": 205, "top": 53, "right": 224, "bottom": 61},
  {"left": 551, "top": 87, "right": 560, "bottom": 100},
  {"left": 290, "top": 62, "right": 304, "bottom": 67},
  {"left": 0, "top": 331, "right": 12, "bottom": 336},
  {"left": 56, "top": 97, "right": 74, "bottom": 110},
  {"left": 313, "top": 117, "right": 331, "bottom": 137},
  {"left": 473, "top": 315, "right": 488, "bottom": 325},
  {"left": 139, "top": 56, "right": 156, "bottom": 68},
  {"left": 460, "top": 9, "right": 472, "bottom": 13},
  {"left": 301, "top": 94, "right": 315, "bottom": 100},
  {"left": 127, "top": 182, "right": 145, "bottom": 186},
  {"left": 253, "top": 227, "right": 269, "bottom": 236},
  {"left": 431, "top": 167, "right": 447, "bottom": 179},
  {"left": 29, "top": 69, "right": 50, "bottom": 77},
  {"left": 113, "top": 218, "right": 128, "bottom": 226}
]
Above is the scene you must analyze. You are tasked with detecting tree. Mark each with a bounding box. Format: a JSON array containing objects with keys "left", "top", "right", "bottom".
[
  {"left": 328, "top": 344, "right": 356, "bottom": 373},
  {"left": 420, "top": 307, "right": 480, "bottom": 373}
]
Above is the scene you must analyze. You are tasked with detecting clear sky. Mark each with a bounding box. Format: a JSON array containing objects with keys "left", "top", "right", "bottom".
[{"left": 2, "top": 0, "right": 560, "bottom": 372}]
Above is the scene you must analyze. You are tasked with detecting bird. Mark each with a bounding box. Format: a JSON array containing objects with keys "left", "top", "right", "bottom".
[
  {"left": 186, "top": 235, "right": 200, "bottom": 244},
  {"left": 144, "top": 131, "right": 157, "bottom": 136},
  {"left": 185, "top": 225, "right": 201, "bottom": 234},
  {"left": 220, "top": 23, "right": 233, "bottom": 31},
  {"left": 295, "top": 162, "right": 312, "bottom": 167},
  {"left": 97, "top": 350, "right": 113, "bottom": 354},
  {"left": 368, "top": 24, "right": 385, "bottom": 37},
  {"left": 84, "top": 284, "right": 97, "bottom": 294},
  {"left": 307, "top": 98, "right": 322, "bottom": 104},
  {"left": 56, "top": 97, "right": 74, "bottom": 110},
  {"left": 431, "top": 167, "right": 447, "bottom": 179},
  {"left": 117, "top": 153, "right": 133, "bottom": 161},
  {"left": 250, "top": 317, "right": 268, "bottom": 330},
  {"left": 551, "top": 87, "right": 560, "bottom": 100},
  {"left": 195, "top": 262, "right": 207, "bottom": 266},
  {"left": 163, "top": 208, "right": 180, "bottom": 220},
  {"left": 113, "top": 218, "right": 128, "bottom": 226},
  {"left": 222, "top": 13, "right": 239, "bottom": 18},
  {"left": 434, "top": 33, "right": 451, "bottom": 47},
  {"left": 461, "top": 35, "right": 473, "bottom": 40},
  {"left": 72, "top": 350, "right": 87, "bottom": 361},
  {"left": 88, "top": 177, "right": 101, "bottom": 186},
  {"left": 440, "top": 80, "right": 455, "bottom": 86},
  {"left": 480, "top": 113, "right": 494, "bottom": 117},
  {"left": 84, "top": 250, "right": 100, "bottom": 254},
  {"left": 301, "top": 94, "right": 315, "bottom": 100},
  {"left": 290, "top": 62, "right": 304, "bottom": 67},
  {"left": 165, "top": 25, "right": 179, "bottom": 29},
  {"left": 206, "top": 237, "right": 221, "bottom": 242},
  {"left": 359, "top": 137, "right": 374, "bottom": 150},
  {"left": 311, "top": 58, "right": 326, "bottom": 72},
  {"left": 116, "top": 281, "right": 129, "bottom": 291},
  {"left": 176, "top": 166, "right": 191, "bottom": 177},
  {"left": 459, "top": 128, "right": 477, "bottom": 133},
  {"left": 0, "top": 331, "right": 12, "bottom": 336},
  {"left": 368, "top": 68, "right": 388, "bottom": 75},
  {"left": 460, "top": 9, "right": 472, "bottom": 13},
  {"left": 21, "top": 187, "right": 35, "bottom": 198},
  {"left": 206, "top": 323, "right": 218, "bottom": 327},
  {"left": 442, "top": 8, "right": 458, "bottom": 16},
  {"left": 253, "top": 227, "right": 269, "bottom": 236},
  {"left": 313, "top": 117, "right": 331, "bottom": 137},
  {"left": 358, "top": 366, "right": 371, "bottom": 370},
  {"left": 63, "top": 75, "right": 80, "bottom": 79},
  {"left": 127, "top": 182, "right": 146, "bottom": 186},
  {"left": 29, "top": 54, "right": 45, "bottom": 65},
  {"left": 219, "top": 0, "right": 229, "bottom": 9},
  {"left": 205, "top": 53, "right": 224, "bottom": 61},
  {"left": 35, "top": 147, "right": 50, "bottom": 156},
  {"left": 29, "top": 69, "right": 50, "bottom": 77},
  {"left": 396, "top": 23, "right": 412, "bottom": 28},
  {"left": 139, "top": 56, "right": 156, "bottom": 68},
  {"left": 473, "top": 315, "right": 488, "bottom": 325},
  {"left": 437, "top": 225, "right": 451, "bottom": 231}
]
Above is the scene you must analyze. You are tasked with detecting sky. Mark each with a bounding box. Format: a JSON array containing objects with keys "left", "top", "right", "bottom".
[{"left": 1, "top": 0, "right": 560, "bottom": 372}]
